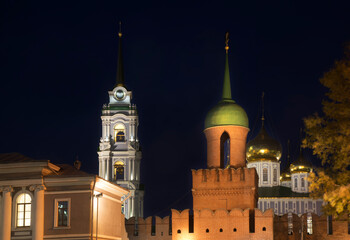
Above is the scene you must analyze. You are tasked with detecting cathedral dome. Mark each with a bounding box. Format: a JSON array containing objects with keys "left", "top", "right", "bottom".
[
  {"left": 246, "top": 127, "right": 282, "bottom": 162},
  {"left": 204, "top": 100, "right": 249, "bottom": 129},
  {"left": 280, "top": 171, "right": 291, "bottom": 182},
  {"left": 290, "top": 151, "right": 312, "bottom": 174}
]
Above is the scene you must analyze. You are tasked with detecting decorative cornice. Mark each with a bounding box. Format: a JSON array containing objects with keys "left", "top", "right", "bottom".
[
  {"left": 0, "top": 186, "right": 13, "bottom": 193},
  {"left": 192, "top": 187, "right": 256, "bottom": 196},
  {"left": 29, "top": 184, "right": 46, "bottom": 192}
]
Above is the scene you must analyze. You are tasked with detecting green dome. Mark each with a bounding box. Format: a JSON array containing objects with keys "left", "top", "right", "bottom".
[{"left": 205, "top": 99, "right": 249, "bottom": 129}]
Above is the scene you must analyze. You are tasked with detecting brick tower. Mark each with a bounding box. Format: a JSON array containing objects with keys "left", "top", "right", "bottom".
[{"left": 193, "top": 32, "right": 258, "bottom": 211}]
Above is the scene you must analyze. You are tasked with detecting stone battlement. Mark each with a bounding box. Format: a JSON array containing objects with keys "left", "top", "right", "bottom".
[
  {"left": 192, "top": 167, "right": 258, "bottom": 210},
  {"left": 192, "top": 167, "right": 257, "bottom": 188},
  {"left": 171, "top": 208, "right": 274, "bottom": 240}
]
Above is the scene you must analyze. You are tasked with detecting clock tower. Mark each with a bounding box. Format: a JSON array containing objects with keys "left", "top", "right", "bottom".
[{"left": 98, "top": 27, "right": 144, "bottom": 219}]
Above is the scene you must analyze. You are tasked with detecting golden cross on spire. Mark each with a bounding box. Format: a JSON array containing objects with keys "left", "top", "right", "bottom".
[
  {"left": 118, "top": 21, "right": 122, "bottom": 38},
  {"left": 225, "top": 32, "right": 229, "bottom": 53},
  {"left": 261, "top": 91, "right": 265, "bottom": 123}
]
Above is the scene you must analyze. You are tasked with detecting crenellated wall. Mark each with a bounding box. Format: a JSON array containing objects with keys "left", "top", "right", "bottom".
[
  {"left": 171, "top": 208, "right": 274, "bottom": 240},
  {"left": 192, "top": 167, "right": 258, "bottom": 210},
  {"left": 125, "top": 216, "right": 172, "bottom": 240}
]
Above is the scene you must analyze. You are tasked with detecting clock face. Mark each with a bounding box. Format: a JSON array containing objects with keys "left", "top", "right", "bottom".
[{"left": 115, "top": 89, "right": 125, "bottom": 100}]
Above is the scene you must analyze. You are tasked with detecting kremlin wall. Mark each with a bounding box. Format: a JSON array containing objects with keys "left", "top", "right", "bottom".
[{"left": 124, "top": 34, "right": 350, "bottom": 240}]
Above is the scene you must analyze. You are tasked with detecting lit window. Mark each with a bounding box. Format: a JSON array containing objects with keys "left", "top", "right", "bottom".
[
  {"left": 273, "top": 168, "right": 277, "bottom": 182},
  {"left": 307, "top": 213, "right": 313, "bottom": 235},
  {"left": 16, "top": 193, "right": 32, "bottom": 227},
  {"left": 54, "top": 198, "right": 71, "bottom": 228},
  {"left": 114, "top": 123, "right": 126, "bottom": 142},
  {"left": 220, "top": 132, "right": 230, "bottom": 168},
  {"left": 288, "top": 212, "right": 293, "bottom": 235},
  {"left": 114, "top": 161, "right": 125, "bottom": 180},
  {"left": 263, "top": 168, "right": 268, "bottom": 182},
  {"left": 301, "top": 178, "right": 305, "bottom": 188}
]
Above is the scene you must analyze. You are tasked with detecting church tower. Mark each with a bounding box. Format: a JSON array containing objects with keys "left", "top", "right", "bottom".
[
  {"left": 192, "top": 33, "right": 258, "bottom": 211},
  {"left": 98, "top": 26, "right": 144, "bottom": 219}
]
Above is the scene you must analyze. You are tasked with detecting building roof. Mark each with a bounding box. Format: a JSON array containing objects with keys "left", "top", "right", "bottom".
[
  {"left": 0, "top": 152, "right": 46, "bottom": 164},
  {"left": 258, "top": 186, "right": 309, "bottom": 198},
  {"left": 47, "top": 164, "right": 92, "bottom": 177}
]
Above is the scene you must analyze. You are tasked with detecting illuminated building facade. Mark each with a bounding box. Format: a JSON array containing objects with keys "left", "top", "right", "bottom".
[
  {"left": 98, "top": 27, "right": 144, "bottom": 219},
  {"left": 0, "top": 153, "right": 129, "bottom": 240},
  {"left": 125, "top": 34, "right": 350, "bottom": 240}
]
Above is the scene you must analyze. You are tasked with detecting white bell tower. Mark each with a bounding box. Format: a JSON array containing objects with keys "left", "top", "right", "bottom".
[{"left": 98, "top": 25, "right": 144, "bottom": 219}]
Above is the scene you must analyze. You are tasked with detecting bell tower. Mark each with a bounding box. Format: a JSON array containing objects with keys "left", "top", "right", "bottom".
[{"left": 98, "top": 24, "right": 144, "bottom": 219}]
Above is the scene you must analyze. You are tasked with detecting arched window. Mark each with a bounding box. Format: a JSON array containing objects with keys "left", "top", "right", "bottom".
[
  {"left": 233, "top": 228, "right": 237, "bottom": 232},
  {"left": 273, "top": 168, "right": 277, "bottom": 182},
  {"left": 206, "top": 228, "right": 209, "bottom": 233},
  {"left": 288, "top": 212, "right": 293, "bottom": 235},
  {"left": 16, "top": 193, "right": 32, "bottom": 227},
  {"left": 220, "top": 132, "right": 230, "bottom": 168},
  {"left": 262, "top": 227, "right": 266, "bottom": 231},
  {"left": 177, "top": 229, "right": 181, "bottom": 234},
  {"left": 294, "top": 178, "right": 298, "bottom": 188},
  {"left": 307, "top": 213, "right": 313, "bottom": 234},
  {"left": 263, "top": 168, "right": 268, "bottom": 182},
  {"left": 114, "top": 123, "right": 126, "bottom": 142},
  {"left": 301, "top": 178, "right": 305, "bottom": 188},
  {"left": 219, "top": 228, "right": 223, "bottom": 232},
  {"left": 114, "top": 161, "right": 125, "bottom": 180}
]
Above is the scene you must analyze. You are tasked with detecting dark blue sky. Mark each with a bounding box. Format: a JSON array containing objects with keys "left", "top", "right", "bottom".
[{"left": 1, "top": 0, "right": 350, "bottom": 217}]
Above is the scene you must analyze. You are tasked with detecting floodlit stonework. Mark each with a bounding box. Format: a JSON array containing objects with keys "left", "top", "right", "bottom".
[{"left": 0, "top": 153, "right": 129, "bottom": 240}]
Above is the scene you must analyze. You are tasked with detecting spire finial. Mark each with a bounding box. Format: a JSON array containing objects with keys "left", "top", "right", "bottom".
[
  {"left": 115, "top": 21, "right": 125, "bottom": 87},
  {"left": 261, "top": 92, "right": 265, "bottom": 126},
  {"left": 299, "top": 127, "right": 303, "bottom": 153},
  {"left": 221, "top": 32, "right": 232, "bottom": 101},
  {"left": 118, "top": 21, "right": 122, "bottom": 38},
  {"left": 225, "top": 32, "right": 229, "bottom": 53},
  {"left": 287, "top": 139, "right": 290, "bottom": 165}
]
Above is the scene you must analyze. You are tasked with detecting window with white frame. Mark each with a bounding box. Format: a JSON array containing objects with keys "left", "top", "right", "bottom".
[
  {"left": 16, "top": 193, "right": 32, "bottom": 227},
  {"left": 263, "top": 168, "right": 268, "bottom": 182},
  {"left": 288, "top": 212, "right": 293, "bottom": 235},
  {"left": 307, "top": 213, "right": 313, "bottom": 235},
  {"left": 294, "top": 178, "right": 298, "bottom": 188},
  {"left": 54, "top": 198, "right": 71, "bottom": 228},
  {"left": 273, "top": 168, "right": 277, "bottom": 182}
]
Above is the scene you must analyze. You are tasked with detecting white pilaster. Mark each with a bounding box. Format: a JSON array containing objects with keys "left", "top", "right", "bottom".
[
  {"left": 30, "top": 185, "right": 46, "bottom": 240},
  {"left": 0, "top": 186, "right": 13, "bottom": 240}
]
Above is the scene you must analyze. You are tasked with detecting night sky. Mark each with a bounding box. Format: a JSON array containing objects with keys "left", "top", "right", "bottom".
[{"left": 1, "top": 1, "right": 350, "bottom": 217}]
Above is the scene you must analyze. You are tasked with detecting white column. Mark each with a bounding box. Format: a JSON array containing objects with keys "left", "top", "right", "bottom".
[
  {"left": 106, "top": 158, "right": 110, "bottom": 181},
  {"left": 0, "top": 186, "right": 13, "bottom": 240},
  {"left": 102, "top": 122, "right": 106, "bottom": 140},
  {"left": 107, "top": 123, "right": 111, "bottom": 140},
  {"left": 30, "top": 185, "right": 46, "bottom": 240}
]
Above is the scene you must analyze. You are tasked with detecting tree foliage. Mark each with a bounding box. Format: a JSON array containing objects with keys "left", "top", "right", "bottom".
[{"left": 303, "top": 44, "right": 350, "bottom": 217}]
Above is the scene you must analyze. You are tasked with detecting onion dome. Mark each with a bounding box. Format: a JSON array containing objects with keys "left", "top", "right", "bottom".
[
  {"left": 290, "top": 149, "right": 312, "bottom": 174},
  {"left": 246, "top": 93, "right": 282, "bottom": 162},
  {"left": 204, "top": 33, "right": 249, "bottom": 129},
  {"left": 280, "top": 171, "right": 291, "bottom": 182},
  {"left": 246, "top": 127, "right": 282, "bottom": 162}
]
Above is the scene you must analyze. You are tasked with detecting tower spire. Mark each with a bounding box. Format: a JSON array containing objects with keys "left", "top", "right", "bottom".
[
  {"left": 222, "top": 32, "right": 233, "bottom": 101},
  {"left": 116, "top": 21, "right": 125, "bottom": 87},
  {"left": 261, "top": 92, "right": 265, "bottom": 127}
]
